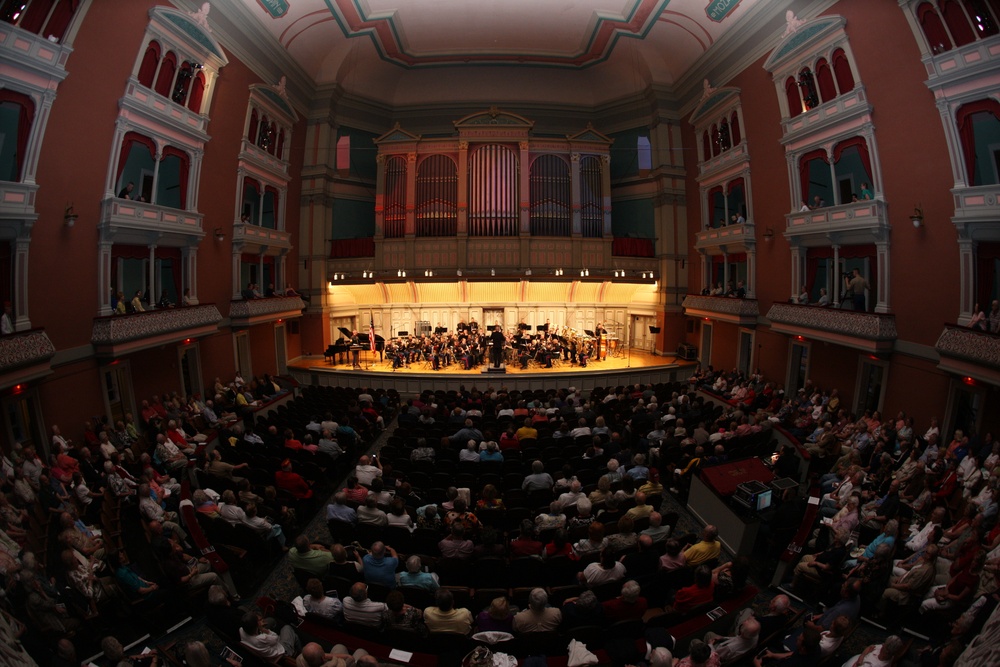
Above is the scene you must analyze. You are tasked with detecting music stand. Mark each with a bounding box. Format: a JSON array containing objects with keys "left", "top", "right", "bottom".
[
  {"left": 487, "top": 325, "right": 497, "bottom": 332},
  {"left": 648, "top": 326, "right": 661, "bottom": 356},
  {"left": 397, "top": 331, "right": 409, "bottom": 337},
  {"left": 583, "top": 330, "right": 595, "bottom": 337}
]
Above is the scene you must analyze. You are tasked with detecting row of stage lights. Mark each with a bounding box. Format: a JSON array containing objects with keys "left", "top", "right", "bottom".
[{"left": 331, "top": 268, "right": 656, "bottom": 283}]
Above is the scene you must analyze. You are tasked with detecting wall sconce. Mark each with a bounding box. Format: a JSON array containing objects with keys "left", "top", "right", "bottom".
[
  {"left": 214, "top": 227, "right": 225, "bottom": 241},
  {"left": 525, "top": 269, "right": 532, "bottom": 276},
  {"left": 491, "top": 268, "right": 495, "bottom": 276},
  {"left": 332, "top": 272, "right": 345, "bottom": 280},
  {"left": 64, "top": 204, "right": 78, "bottom": 227},
  {"left": 910, "top": 205, "right": 924, "bottom": 228},
  {"left": 579, "top": 268, "right": 589, "bottom": 277},
  {"left": 763, "top": 227, "right": 774, "bottom": 242},
  {"left": 457, "top": 269, "right": 463, "bottom": 277},
  {"left": 397, "top": 269, "right": 406, "bottom": 278},
  {"left": 424, "top": 269, "right": 434, "bottom": 277},
  {"left": 613, "top": 269, "right": 622, "bottom": 278},
  {"left": 555, "top": 269, "right": 563, "bottom": 276}
]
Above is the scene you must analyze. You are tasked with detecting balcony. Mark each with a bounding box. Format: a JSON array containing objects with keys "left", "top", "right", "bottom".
[
  {"left": 784, "top": 199, "right": 890, "bottom": 248},
  {"left": 698, "top": 141, "right": 750, "bottom": 181},
  {"left": 121, "top": 78, "right": 209, "bottom": 139},
  {"left": 766, "top": 302, "right": 896, "bottom": 354},
  {"left": 233, "top": 223, "right": 292, "bottom": 250},
  {"left": 0, "top": 181, "right": 39, "bottom": 225},
  {"left": 0, "top": 328, "right": 56, "bottom": 390},
  {"left": 91, "top": 304, "right": 222, "bottom": 358},
  {"left": 99, "top": 197, "right": 204, "bottom": 246},
  {"left": 0, "top": 22, "right": 72, "bottom": 80},
  {"left": 695, "top": 223, "right": 755, "bottom": 253},
  {"left": 951, "top": 184, "right": 1000, "bottom": 238},
  {"left": 934, "top": 324, "right": 1000, "bottom": 385},
  {"left": 229, "top": 296, "right": 305, "bottom": 328},
  {"left": 683, "top": 295, "right": 759, "bottom": 326},
  {"left": 780, "top": 87, "right": 872, "bottom": 148},
  {"left": 239, "top": 139, "right": 290, "bottom": 178},
  {"left": 923, "top": 36, "right": 1000, "bottom": 86}
]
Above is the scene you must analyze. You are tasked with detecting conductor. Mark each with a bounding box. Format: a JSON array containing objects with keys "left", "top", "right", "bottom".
[{"left": 490, "top": 324, "right": 506, "bottom": 368}]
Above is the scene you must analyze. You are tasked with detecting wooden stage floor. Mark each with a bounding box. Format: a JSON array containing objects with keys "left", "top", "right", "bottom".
[{"left": 303, "top": 348, "right": 689, "bottom": 377}]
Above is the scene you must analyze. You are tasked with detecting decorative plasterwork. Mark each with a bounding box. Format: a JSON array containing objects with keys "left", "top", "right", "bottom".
[
  {"left": 682, "top": 295, "right": 759, "bottom": 326},
  {"left": 99, "top": 198, "right": 205, "bottom": 247},
  {"left": 695, "top": 223, "right": 755, "bottom": 254},
  {"left": 229, "top": 296, "right": 305, "bottom": 327},
  {"left": 0, "top": 329, "right": 56, "bottom": 391},
  {"left": 763, "top": 15, "right": 846, "bottom": 72},
  {"left": 766, "top": 302, "right": 897, "bottom": 353},
  {"left": 232, "top": 223, "right": 292, "bottom": 251},
  {"left": 935, "top": 324, "right": 1000, "bottom": 384},
  {"left": 690, "top": 85, "right": 741, "bottom": 125},
  {"left": 784, "top": 199, "right": 890, "bottom": 248},
  {"left": 91, "top": 304, "right": 222, "bottom": 357}
]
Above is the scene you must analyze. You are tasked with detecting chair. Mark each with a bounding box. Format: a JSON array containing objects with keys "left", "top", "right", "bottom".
[
  {"left": 472, "top": 587, "right": 508, "bottom": 613},
  {"left": 507, "top": 557, "right": 545, "bottom": 588},
  {"left": 472, "top": 557, "right": 508, "bottom": 589},
  {"left": 398, "top": 585, "right": 436, "bottom": 610}
]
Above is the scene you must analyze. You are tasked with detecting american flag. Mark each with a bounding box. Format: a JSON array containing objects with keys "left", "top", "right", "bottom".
[{"left": 368, "top": 315, "right": 376, "bottom": 352}]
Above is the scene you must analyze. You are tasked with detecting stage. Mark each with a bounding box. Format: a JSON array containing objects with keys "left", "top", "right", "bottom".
[{"left": 288, "top": 349, "right": 697, "bottom": 393}]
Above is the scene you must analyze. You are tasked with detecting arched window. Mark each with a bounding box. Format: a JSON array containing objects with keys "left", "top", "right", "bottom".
[
  {"left": 580, "top": 156, "right": 603, "bottom": 238},
  {"left": 138, "top": 41, "right": 160, "bottom": 88},
  {"left": 785, "top": 76, "right": 802, "bottom": 117},
  {"left": 832, "top": 49, "right": 855, "bottom": 94},
  {"left": 116, "top": 132, "right": 156, "bottom": 198},
  {"left": 248, "top": 109, "right": 259, "bottom": 144},
  {"left": 468, "top": 144, "right": 518, "bottom": 237},
  {"left": 416, "top": 154, "right": 458, "bottom": 237},
  {"left": 918, "top": 2, "right": 953, "bottom": 53},
  {"left": 707, "top": 185, "right": 725, "bottom": 228},
  {"left": 728, "top": 179, "right": 746, "bottom": 222},
  {"left": 171, "top": 62, "right": 193, "bottom": 105},
  {"left": 257, "top": 115, "right": 270, "bottom": 150},
  {"left": 730, "top": 112, "right": 741, "bottom": 146},
  {"left": 815, "top": 58, "right": 836, "bottom": 103},
  {"left": 16, "top": 0, "right": 55, "bottom": 34},
  {"left": 833, "top": 137, "right": 874, "bottom": 201},
  {"left": 701, "top": 130, "right": 711, "bottom": 161},
  {"left": 276, "top": 129, "right": 285, "bottom": 159},
  {"left": 261, "top": 187, "right": 279, "bottom": 229},
  {"left": 718, "top": 118, "right": 731, "bottom": 152},
  {"left": 941, "top": 0, "right": 976, "bottom": 45},
  {"left": 710, "top": 123, "right": 719, "bottom": 157},
  {"left": 266, "top": 122, "right": 277, "bottom": 155},
  {"left": 799, "top": 149, "right": 831, "bottom": 206},
  {"left": 158, "top": 146, "right": 189, "bottom": 209},
  {"left": 154, "top": 51, "right": 177, "bottom": 98},
  {"left": 382, "top": 155, "right": 406, "bottom": 239},
  {"left": 957, "top": 99, "right": 1000, "bottom": 185},
  {"left": 529, "top": 154, "right": 571, "bottom": 237},
  {"left": 187, "top": 71, "right": 205, "bottom": 113},
  {"left": 0, "top": 90, "right": 35, "bottom": 182},
  {"left": 42, "top": 0, "right": 77, "bottom": 41},
  {"left": 241, "top": 178, "right": 261, "bottom": 223}
]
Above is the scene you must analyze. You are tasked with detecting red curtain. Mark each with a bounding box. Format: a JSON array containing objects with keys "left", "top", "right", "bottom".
[
  {"left": 815, "top": 59, "right": 835, "bottom": 103},
  {"left": 710, "top": 124, "right": 719, "bottom": 157},
  {"left": 702, "top": 131, "right": 710, "bottom": 161},
  {"left": 730, "top": 112, "right": 741, "bottom": 145},
  {"left": 942, "top": 0, "right": 975, "bottom": 46},
  {"left": 18, "top": 0, "right": 55, "bottom": 34},
  {"left": 155, "top": 52, "right": 177, "bottom": 98},
  {"left": 43, "top": 0, "right": 79, "bottom": 41},
  {"left": 919, "top": 2, "right": 952, "bottom": 53},
  {"left": 0, "top": 90, "right": 35, "bottom": 182},
  {"left": 267, "top": 122, "right": 278, "bottom": 155},
  {"left": 161, "top": 146, "right": 189, "bottom": 209},
  {"left": 276, "top": 129, "right": 285, "bottom": 158},
  {"left": 138, "top": 41, "right": 160, "bottom": 88},
  {"left": 188, "top": 72, "right": 205, "bottom": 113},
  {"left": 977, "top": 242, "right": 1000, "bottom": 310},
  {"left": 832, "top": 48, "right": 855, "bottom": 94},
  {"left": 957, "top": 99, "right": 1000, "bottom": 185},
  {"left": 612, "top": 238, "right": 654, "bottom": 257},
  {"left": 785, "top": 77, "right": 801, "bottom": 118},
  {"left": 833, "top": 136, "right": 873, "bottom": 183},
  {"left": 799, "top": 148, "right": 829, "bottom": 203}
]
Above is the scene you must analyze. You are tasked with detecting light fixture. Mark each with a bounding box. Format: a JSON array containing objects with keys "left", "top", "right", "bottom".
[
  {"left": 424, "top": 269, "right": 434, "bottom": 277},
  {"left": 585, "top": 269, "right": 590, "bottom": 277},
  {"left": 491, "top": 268, "right": 495, "bottom": 276},
  {"left": 910, "top": 205, "right": 924, "bottom": 228},
  {"left": 362, "top": 270, "right": 371, "bottom": 279},
  {"left": 763, "top": 227, "right": 774, "bottom": 242},
  {"left": 525, "top": 269, "right": 532, "bottom": 276},
  {"left": 63, "top": 204, "right": 78, "bottom": 227},
  {"left": 457, "top": 269, "right": 463, "bottom": 277},
  {"left": 214, "top": 227, "right": 225, "bottom": 241},
  {"left": 331, "top": 272, "right": 346, "bottom": 280},
  {"left": 555, "top": 268, "right": 563, "bottom": 276}
]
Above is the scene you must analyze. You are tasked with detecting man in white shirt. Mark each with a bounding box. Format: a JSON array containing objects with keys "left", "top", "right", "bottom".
[
  {"left": 239, "top": 611, "right": 301, "bottom": 660},
  {"left": 570, "top": 419, "right": 592, "bottom": 439},
  {"left": 354, "top": 455, "right": 382, "bottom": 487},
  {"left": 558, "top": 480, "right": 585, "bottom": 508},
  {"left": 707, "top": 616, "right": 760, "bottom": 665},
  {"left": 903, "top": 506, "right": 946, "bottom": 555}
]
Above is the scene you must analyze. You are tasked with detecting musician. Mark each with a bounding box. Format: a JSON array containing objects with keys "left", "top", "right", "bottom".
[
  {"left": 490, "top": 324, "right": 506, "bottom": 368},
  {"left": 350, "top": 330, "right": 361, "bottom": 368},
  {"left": 457, "top": 319, "right": 467, "bottom": 333},
  {"left": 543, "top": 319, "right": 551, "bottom": 338},
  {"left": 595, "top": 322, "right": 607, "bottom": 361},
  {"left": 470, "top": 318, "right": 479, "bottom": 333}
]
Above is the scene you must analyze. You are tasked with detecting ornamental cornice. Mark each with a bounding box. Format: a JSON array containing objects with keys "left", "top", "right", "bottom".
[
  {"left": 0, "top": 329, "right": 56, "bottom": 372},
  {"left": 935, "top": 325, "right": 1000, "bottom": 371},
  {"left": 766, "top": 303, "right": 897, "bottom": 340},
  {"left": 91, "top": 305, "right": 222, "bottom": 345}
]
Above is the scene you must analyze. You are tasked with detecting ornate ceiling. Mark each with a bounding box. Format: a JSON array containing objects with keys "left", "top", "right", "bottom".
[{"left": 208, "top": 0, "right": 811, "bottom": 110}]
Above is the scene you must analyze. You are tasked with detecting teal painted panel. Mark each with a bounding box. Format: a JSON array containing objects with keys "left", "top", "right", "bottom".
[
  {"left": 705, "top": 0, "right": 743, "bottom": 23},
  {"left": 611, "top": 198, "right": 655, "bottom": 239},
  {"left": 255, "top": 0, "right": 289, "bottom": 18},
  {"left": 163, "top": 13, "right": 222, "bottom": 58}
]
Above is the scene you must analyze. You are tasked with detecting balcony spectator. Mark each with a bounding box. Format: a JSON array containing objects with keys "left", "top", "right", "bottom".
[
  {"left": 811, "top": 195, "right": 825, "bottom": 209},
  {"left": 815, "top": 288, "right": 830, "bottom": 307},
  {"left": 989, "top": 300, "right": 1000, "bottom": 333},
  {"left": 860, "top": 182, "right": 873, "bottom": 200},
  {"left": 797, "top": 286, "right": 809, "bottom": 304}
]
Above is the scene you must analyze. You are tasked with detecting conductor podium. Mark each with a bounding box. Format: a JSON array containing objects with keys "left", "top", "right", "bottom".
[{"left": 687, "top": 458, "right": 775, "bottom": 557}]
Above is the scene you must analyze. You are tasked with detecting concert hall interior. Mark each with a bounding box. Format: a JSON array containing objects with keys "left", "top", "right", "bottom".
[{"left": 3, "top": 0, "right": 1000, "bottom": 665}]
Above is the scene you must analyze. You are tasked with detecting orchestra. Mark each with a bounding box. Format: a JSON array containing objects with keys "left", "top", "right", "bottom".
[{"left": 372, "top": 325, "right": 601, "bottom": 371}]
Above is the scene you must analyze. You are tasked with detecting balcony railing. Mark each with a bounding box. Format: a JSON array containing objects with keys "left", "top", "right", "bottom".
[
  {"left": 100, "top": 197, "right": 204, "bottom": 243},
  {"left": 784, "top": 199, "right": 890, "bottom": 247},
  {"left": 229, "top": 296, "right": 305, "bottom": 327},
  {"left": 233, "top": 223, "right": 292, "bottom": 249},
  {"left": 122, "top": 78, "right": 209, "bottom": 137},
  {"left": 923, "top": 36, "right": 1000, "bottom": 84},
  {"left": 951, "top": 184, "right": 1000, "bottom": 228},
  {"left": 766, "top": 302, "right": 896, "bottom": 353},
  {"left": 683, "top": 294, "right": 759, "bottom": 326},
  {"left": 695, "top": 223, "right": 754, "bottom": 252},
  {"left": 781, "top": 86, "right": 871, "bottom": 142},
  {"left": 0, "top": 22, "right": 72, "bottom": 78},
  {"left": 0, "top": 181, "right": 39, "bottom": 222},
  {"left": 935, "top": 323, "right": 1000, "bottom": 383},
  {"left": 697, "top": 141, "right": 749, "bottom": 180},
  {"left": 0, "top": 328, "right": 56, "bottom": 390},
  {"left": 239, "top": 139, "right": 290, "bottom": 178},
  {"left": 91, "top": 304, "right": 222, "bottom": 357}
]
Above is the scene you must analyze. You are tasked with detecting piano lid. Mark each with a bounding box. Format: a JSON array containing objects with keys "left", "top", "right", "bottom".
[{"left": 338, "top": 326, "right": 353, "bottom": 338}]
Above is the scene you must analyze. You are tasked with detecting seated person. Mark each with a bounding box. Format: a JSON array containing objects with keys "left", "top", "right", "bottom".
[
  {"left": 669, "top": 565, "right": 715, "bottom": 614},
  {"left": 423, "top": 588, "right": 473, "bottom": 634},
  {"left": 303, "top": 577, "right": 342, "bottom": 621},
  {"left": 239, "top": 610, "right": 302, "bottom": 660},
  {"left": 513, "top": 588, "right": 562, "bottom": 633}
]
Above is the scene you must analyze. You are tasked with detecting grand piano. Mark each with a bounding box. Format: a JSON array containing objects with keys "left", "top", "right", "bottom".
[{"left": 325, "top": 327, "right": 385, "bottom": 364}]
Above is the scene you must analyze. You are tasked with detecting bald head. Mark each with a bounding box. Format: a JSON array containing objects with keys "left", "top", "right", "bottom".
[
  {"left": 740, "top": 617, "right": 761, "bottom": 639},
  {"left": 300, "top": 643, "right": 326, "bottom": 667}
]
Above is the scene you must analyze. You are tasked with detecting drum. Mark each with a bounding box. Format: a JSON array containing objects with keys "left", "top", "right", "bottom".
[{"left": 608, "top": 338, "right": 619, "bottom": 351}]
